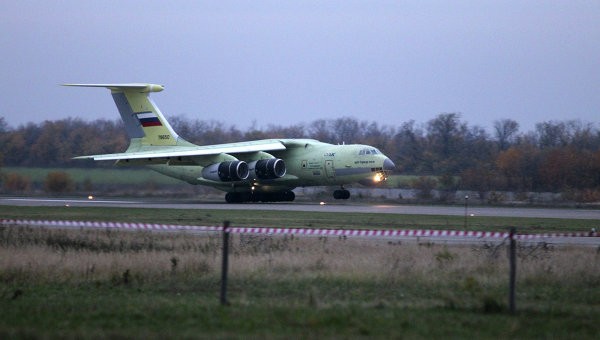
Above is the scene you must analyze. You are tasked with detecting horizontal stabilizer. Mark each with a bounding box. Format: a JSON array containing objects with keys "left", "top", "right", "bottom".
[{"left": 62, "top": 83, "right": 164, "bottom": 93}]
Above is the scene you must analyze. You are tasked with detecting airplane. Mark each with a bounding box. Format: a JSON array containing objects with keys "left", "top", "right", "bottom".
[{"left": 64, "top": 83, "right": 395, "bottom": 203}]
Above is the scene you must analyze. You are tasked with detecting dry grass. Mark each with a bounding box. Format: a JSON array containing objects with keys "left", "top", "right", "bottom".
[
  {"left": 0, "top": 227, "right": 218, "bottom": 285},
  {"left": 1, "top": 226, "right": 599, "bottom": 338},
  {"left": 2, "top": 226, "right": 598, "bottom": 293}
]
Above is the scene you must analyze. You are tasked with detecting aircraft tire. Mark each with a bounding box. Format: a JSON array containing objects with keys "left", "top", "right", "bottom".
[
  {"left": 225, "top": 192, "right": 236, "bottom": 203},
  {"left": 281, "top": 190, "right": 295, "bottom": 202},
  {"left": 333, "top": 189, "right": 350, "bottom": 200},
  {"left": 259, "top": 192, "right": 278, "bottom": 203},
  {"left": 225, "top": 192, "right": 242, "bottom": 203}
]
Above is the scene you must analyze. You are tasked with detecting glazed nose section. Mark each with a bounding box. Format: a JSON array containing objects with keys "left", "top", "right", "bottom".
[{"left": 383, "top": 158, "right": 395, "bottom": 171}]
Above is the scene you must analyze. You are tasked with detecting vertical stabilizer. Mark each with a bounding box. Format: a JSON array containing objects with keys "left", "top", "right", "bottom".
[{"left": 63, "top": 83, "right": 191, "bottom": 148}]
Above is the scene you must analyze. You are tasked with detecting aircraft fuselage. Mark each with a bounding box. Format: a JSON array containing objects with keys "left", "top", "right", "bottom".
[{"left": 149, "top": 139, "right": 394, "bottom": 193}]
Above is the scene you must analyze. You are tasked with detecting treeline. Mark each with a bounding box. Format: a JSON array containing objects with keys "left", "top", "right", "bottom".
[{"left": 1, "top": 114, "right": 600, "bottom": 195}]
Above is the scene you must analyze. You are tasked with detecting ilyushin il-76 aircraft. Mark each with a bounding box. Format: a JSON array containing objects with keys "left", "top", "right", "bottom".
[{"left": 64, "top": 83, "right": 395, "bottom": 203}]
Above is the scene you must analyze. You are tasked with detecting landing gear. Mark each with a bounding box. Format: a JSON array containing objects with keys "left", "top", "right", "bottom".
[
  {"left": 333, "top": 189, "right": 350, "bottom": 200},
  {"left": 225, "top": 190, "right": 295, "bottom": 203}
]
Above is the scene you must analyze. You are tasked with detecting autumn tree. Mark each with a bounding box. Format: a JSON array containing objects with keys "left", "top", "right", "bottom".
[
  {"left": 391, "top": 121, "right": 425, "bottom": 174},
  {"left": 361, "top": 121, "right": 395, "bottom": 154},
  {"left": 536, "top": 121, "right": 572, "bottom": 148},
  {"left": 44, "top": 171, "right": 74, "bottom": 193},
  {"left": 2, "top": 172, "right": 31, "bottom": 193},
  {"left": 308, "top": 119, "right": 335, "bottom": 143},
  {"left": 331, "top": 117, "right": 361, "bottom": 144},
  {"left": 2, "top": 113, "right": 600, "bottom": 195},
  {"left": 425, "top": 113, "right": 470, "bottom": 174},
  {"left": 496, "top": 145, "right": 541, "bottom": 191},
  {"left": 264, "top": 123, "right": 307, "bottom": 139}
]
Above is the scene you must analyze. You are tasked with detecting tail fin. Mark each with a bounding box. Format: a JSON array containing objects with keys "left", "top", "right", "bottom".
[{"left": 63, "top": 83, "right": 192, "bottom": 148}]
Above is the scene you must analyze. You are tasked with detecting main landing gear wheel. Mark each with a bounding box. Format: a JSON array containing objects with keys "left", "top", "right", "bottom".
[{"left": 333, "top": 189, "right": 350, "bottom": 200}]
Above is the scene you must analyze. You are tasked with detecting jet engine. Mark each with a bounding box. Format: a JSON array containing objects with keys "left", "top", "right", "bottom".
[
  {"left": 248, "top": 158, "right": 286, "bottom": 179},
  {"left": 201, "top": 161, "right": 249, "bottom": 182}
]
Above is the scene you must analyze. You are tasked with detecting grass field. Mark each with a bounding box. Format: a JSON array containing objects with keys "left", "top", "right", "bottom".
[
  {"left": 3, "top": 167, "right": 183, "bottom": 185},
  {"left": 1, "top": 205, "right": 599, "bottom": 338}
]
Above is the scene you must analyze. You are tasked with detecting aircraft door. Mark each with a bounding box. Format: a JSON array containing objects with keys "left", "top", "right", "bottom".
[{"left": 325, "top": 160, "right": 335, "bottom": 178}]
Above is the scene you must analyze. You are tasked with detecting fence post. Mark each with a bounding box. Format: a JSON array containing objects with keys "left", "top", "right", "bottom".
[
  {"left": 508, "top": 227, "right": 516, "bottom": 314},
  {"left": 220, "top": 220, "right": 230, "bottom": 306},
  {"left": 464, "top": 195, "right": 469, "bottom": 228}
]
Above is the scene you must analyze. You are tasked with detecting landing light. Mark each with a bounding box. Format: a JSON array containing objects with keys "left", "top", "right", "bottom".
[{"left": 373, "top": 172, "right": 386, "bottom": 183}]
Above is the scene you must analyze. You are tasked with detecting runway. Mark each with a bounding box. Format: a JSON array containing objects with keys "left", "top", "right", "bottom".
[
  {"left": 2, "top": 197, "right": 599, "bottom": 246},
  {"left": 2, "top": 196, "right": 600, "bottom": 220}
]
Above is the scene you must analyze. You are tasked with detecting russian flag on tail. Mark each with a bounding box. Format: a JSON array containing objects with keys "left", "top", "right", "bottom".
[{"left": 136, "top": 112, "right": 162, "bottom": 127}]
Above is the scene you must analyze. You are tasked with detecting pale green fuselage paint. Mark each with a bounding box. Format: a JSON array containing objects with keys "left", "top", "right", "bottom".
[{"left": 149, "top": 140, "right": 390, "bottom": 193}]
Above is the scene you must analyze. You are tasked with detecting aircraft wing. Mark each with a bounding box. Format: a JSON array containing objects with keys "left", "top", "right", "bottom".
[{"left": 75, "top": 140, "right": 287, "bottom": 164}]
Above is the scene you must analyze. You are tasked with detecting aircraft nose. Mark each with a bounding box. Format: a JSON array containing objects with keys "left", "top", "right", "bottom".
[{"left": 383, "top": 158, "right": 395, "bottom": 171}]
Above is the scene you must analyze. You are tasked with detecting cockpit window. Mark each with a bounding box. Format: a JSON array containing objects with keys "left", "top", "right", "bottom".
[{"left": 358, "top": 148, "right": 380, "bottom": 155}]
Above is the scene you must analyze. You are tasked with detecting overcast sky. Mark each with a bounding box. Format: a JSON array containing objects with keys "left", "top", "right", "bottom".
[{"left": 1, "top": 1, "right": 598, "bottom": 134}]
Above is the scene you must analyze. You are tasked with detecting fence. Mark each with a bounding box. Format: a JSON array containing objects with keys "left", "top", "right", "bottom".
[
  {"left": 1, "top": 218, "right": 598, "bottom": 313},
  {"left": 1, "top": 219, "right": 597, "bottom": 243}
]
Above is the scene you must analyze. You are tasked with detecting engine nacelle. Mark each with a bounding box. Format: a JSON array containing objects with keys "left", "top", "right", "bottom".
[
  {"left": 201, "top": 161, "right": 249, "bottom": 182},
  {"left": 249, "top": 158, "right": 286, "bottom": 179}
]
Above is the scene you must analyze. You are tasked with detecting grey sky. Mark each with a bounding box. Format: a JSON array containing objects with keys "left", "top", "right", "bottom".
[{"left": 1, "top": 1, "right": 598, "bottom": 134}]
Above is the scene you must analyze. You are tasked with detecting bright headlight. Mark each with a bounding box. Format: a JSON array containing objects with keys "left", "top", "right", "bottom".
[{"left": 373, "top": 172, "right": 385, "bottom": 182}]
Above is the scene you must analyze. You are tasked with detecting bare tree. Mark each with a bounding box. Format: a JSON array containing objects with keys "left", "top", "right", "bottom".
[{"left": 493, "top": 119, "right": 519, "bottom": 151}]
